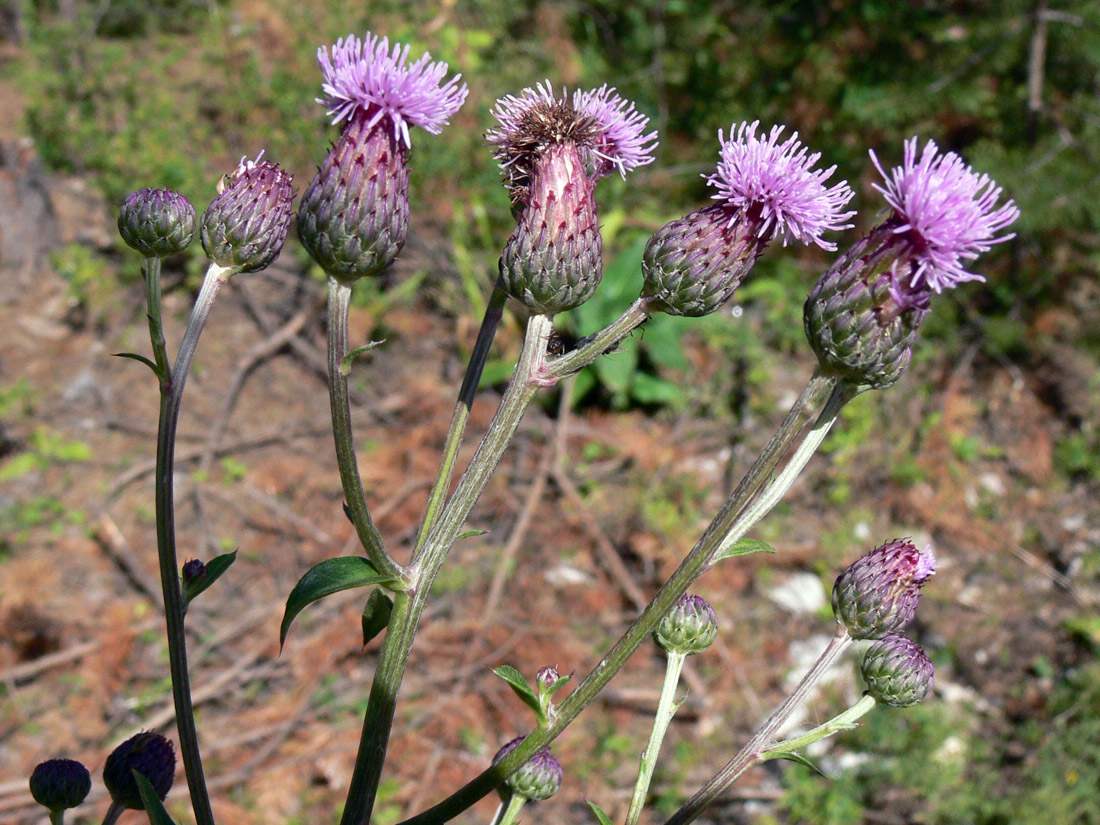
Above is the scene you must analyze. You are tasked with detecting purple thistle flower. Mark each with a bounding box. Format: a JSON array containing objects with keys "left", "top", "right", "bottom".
[
  {"left": 318, "top": 32, "right": 468, "bottom": 148},
  {"left": 573, "top": 84, "right": 658, "bottom": 179},
  {"left": 871, "top": 138, "right": 1019, "bottom": 298},
  {"left": 707, "top": 121, "right": 855, "bottom": 250}
]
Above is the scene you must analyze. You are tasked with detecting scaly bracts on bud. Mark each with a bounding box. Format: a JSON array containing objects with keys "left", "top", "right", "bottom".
[
  {"left": 118, "top": 188, "right": 196, "bottom": 258},
  {"left": 861, "top": 633, "right": 934, "bottom": 707},
  {"left": 300, "top": 33, "right": 468, "bottom": 282},
  {"left": 102, "top": 731, "right": 175, "bottom": 810},
  {"left": 654, "top": 593, "right": 718, "bottom": 655},
  {"left": 832, "top": 539, "right": 936, "bottom": 640},
  {"left": 200, "top": 154, "right": 295, "bottom": 274},
  {"left": 489, "top": 82, "right": 656, "bottom": 315},
  {"left": 644, "top": 122, "right": 854, "bottom": 317},
  {"left": 29, "top": 758, "right": 91, "bottom": 813},
  {"left": 493, "top": 738, "right": 564, "bottom": 801},
  {"left": 805, "top": 138, "right": 1018, "bottom": 389}
]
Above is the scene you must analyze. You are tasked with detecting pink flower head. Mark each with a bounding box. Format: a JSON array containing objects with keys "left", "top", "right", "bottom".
[
  {"left": 707, "top": 121, "right": 855, "bottom": 250},
  {"left": 318, "top": 32, "right": 469, "bottom": 148},
  {"left": 871, "top": 138, "right": 1019, "bottom": 297},
  {"left": 832, "top": 539, "right": 937, "bottom": 640},
  {"left": 487, "top": 80, "right": 657, "bottom": 200}
]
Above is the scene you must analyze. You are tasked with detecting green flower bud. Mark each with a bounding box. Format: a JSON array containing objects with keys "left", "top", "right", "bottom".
[
  {"left": 493, "top": 738, "right": 564, "bottom": 801},
  {"left": 118, "top": 188, "right": 196, "bottom": 258},
  {"left": 654, "top": 594, "right": 718, "bottom": 655},
  {"left": 861, "top": 633, "right": 934, "bottom": 708}
]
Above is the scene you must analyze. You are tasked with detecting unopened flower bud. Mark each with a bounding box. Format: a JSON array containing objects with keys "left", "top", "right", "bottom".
[
  {"left": 29, "top": 758, "right": 91, "bottom": 813},
  {"left": 654, "top": 594, "right": 718, "bottom": 655},
  {"left": 103, "top": 731, "right": 175, "bottom": 810},
  {"left": 493, "top": 738, "right": 563, "bottom": 801},
  {"left": 536, "top": 665, "right": 560, "bottom": 692},
  {"left": 861, "top": 633, "right": 934, "bottom": 707},
  {"left": 118, "top": 188, "right": 196, "bottom": 258},
  {"left": 200, "top": 154, "right": 294, "bottom": 273},
  {"left": 805, "top": 138, "right": 1017, "bottom": 390},
  {"left": 832, "top": 539, "right": 936, "bottom": 640},
  {"left": 181, "top": 559, "right": 207, "bottom": 584}
]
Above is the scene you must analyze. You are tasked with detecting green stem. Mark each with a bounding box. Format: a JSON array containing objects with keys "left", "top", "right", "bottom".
[
  {"left": 142, "top": 256, "right": 170, "bottom": 383},
  {"left": 327, "top": 277, "right": 404, "bottom": 583},
  {"left": 664, "top": 628, "right": 854, "bottom": 825},
  {"left": 625, "top": 651, "right": 686, "bottom": 825},
  {"left": 543, "top": 297, "right": 653, "bottom": 382},
  {"left": 413, "top": 279, "right": 508, "bottom": 558},
  {"left": 49, "top": 809, "right": 65, "bottom": 825},
  {"left": 101, "top": 802, "right": 123, "bottom": 825},
  {"left": 154, "top": 262, "right": 233, "bottom": 825},
  {"left": 339, "top": 314, "right": 554, "bottom": 825},
  {"left": 761, "top": 693, "right": 876, "bottom": 758},
  {"left": 489, "top": 793, "right": 527, "bottom": 825},
  {"left": 400, "top": 373, "right": 854, "bottom": 825}
]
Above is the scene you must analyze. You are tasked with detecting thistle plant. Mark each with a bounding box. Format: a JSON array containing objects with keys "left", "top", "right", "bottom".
[{"left": 27, "top": 26, "right": 1023, "bottom": 825}]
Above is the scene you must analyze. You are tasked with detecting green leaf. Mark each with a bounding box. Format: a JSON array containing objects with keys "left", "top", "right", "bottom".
[
  {"left": 586, "top": 799, "right": 615, "bottom": 825},
  {"left": 280, "top": 556, "right": 394, "bottom": 647},
  {"left": 594, "top": 336, "right": 639, "bottom": 395},
  {"left": 133, "top": 770, "right": 179, "bottom": 825},
  {"left": 493, "top": 664, "right": 542, "bottom": 717},
  {"left": 113, "top": 351, "right": 161, "bottom": 377},
  {"left": 629, "top": 371, "right": 683, "bottom": 406},
  {"left": 182, "top": 550, "right": 236, "bottom": 609},
  {"left": 712, "top": 536, "right": 777, "bottom": 563},
  {"left": 768, "top": 750, "right": 827, "bottom": 778},
  {"left": 340, "top": 340, "right": 386, "bottom": 376},
  {"left": 456, "top": 528, "right": 488, "bottom": 541},
  {"left": 361, "top": 587, "right": 393, "bottom": 646}
]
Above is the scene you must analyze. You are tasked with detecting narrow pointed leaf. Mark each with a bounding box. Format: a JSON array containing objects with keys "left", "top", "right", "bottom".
[
  {"left": 361, "top": 587, "right": 393, "bottom": 646},
  {"left": 340, "top": 340, "right": 386, "bottom": 376},
  {"left": 133, "top": 771, "right": 179, "bottom": 825},
  {"left": 456, "top": 528, "right": 489, "bottom": 541},
  {"left": 280, "top": 556, "right": 393, "bottom": 647},
  {"left": 113, "top": 351, "right": 161, "bottom": 376},
  {"left": 712, "top": 536, "right": 777, "bottom": 563},
  {"left": 493, "top": 665, "right": 541, "bottom": 717},
  {"left": 182, "top": 550, "right": 237, "bottom": 608},
  {"left": 769, "top": 750, "right": 827, "bottom": 777},
  {"left": 586, "top": 800, "right": 615, "bottom": 825}
]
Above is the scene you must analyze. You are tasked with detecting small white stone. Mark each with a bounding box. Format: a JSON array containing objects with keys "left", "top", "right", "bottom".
[{"left": 767, "top": 572, "right": 826, "bottom": 615}]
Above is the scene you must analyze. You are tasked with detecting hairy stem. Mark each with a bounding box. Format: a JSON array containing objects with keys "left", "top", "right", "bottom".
[
  {"left": 339, "top": 314, "right": 553, "bottom": 825},
  {"left": 327, "top": 277, "right": 404, "bottom": 583},
  {"left": 153, "top": 262, "right": 233, "bottom": 825},
  {"left": 401, "top": 373, "right": 855, "bottom": 825}
]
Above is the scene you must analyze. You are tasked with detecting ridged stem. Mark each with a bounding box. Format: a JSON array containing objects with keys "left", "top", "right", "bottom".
[
  {"left": 339, "top": 314, "right": 553, "bottom": 825},
  {"left": 327, "top": 277, "right": 404, "bottom": 583},
  {"left": 153, "top": 262, "right": 232, "bottom": 825},
  {"left": 625, "top": 651, "right": 686, "bottom": 825},
  {"left": 400, "top": 372, "right": 855, "bottom": 825},
  {"left": 664, "top": 628, "right": 854, "bottom": 825}
]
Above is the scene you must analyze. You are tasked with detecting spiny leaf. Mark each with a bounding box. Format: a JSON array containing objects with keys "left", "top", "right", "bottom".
[
  {"left": 280, "top": 556, "right": 394, "bottom": 647},
  {"left": 712, "top": 536, "right": 777, "bottom": 563},
  {"left": 361, "top": 587, "right": 393, "bottom": 646}
]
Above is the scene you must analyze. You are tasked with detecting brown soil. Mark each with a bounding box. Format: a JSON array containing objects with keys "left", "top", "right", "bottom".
[{"left": 1, "top": 109, "right": 1098, "bottom": 825}]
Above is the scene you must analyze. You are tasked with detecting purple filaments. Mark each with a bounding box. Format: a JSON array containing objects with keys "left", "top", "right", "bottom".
[
  {"left": 871, "top": 137, "right": 1020, "bottom": 296},
  {"left": 707, "top": 121, "right": 856, "bottom": 250},
  {"left": 486, "top": 80, "right": 657, "bottom": 186},
  {"left": 318, "top": 32, "right": 469, "bottom": 148}
]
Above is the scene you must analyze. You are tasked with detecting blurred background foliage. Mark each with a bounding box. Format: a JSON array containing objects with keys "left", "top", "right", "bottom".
[{"left": 2, "top": 1, "right": 1100, "bottom": 822}]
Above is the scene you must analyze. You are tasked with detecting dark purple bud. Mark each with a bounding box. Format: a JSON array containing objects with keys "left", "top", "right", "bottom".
[
  {"left": 102, "top": 731, "right": 175, "bottom": 810},
  {"left": 832, "top": 539, "right": 936, "bottom": 640},
  {"left": 297, "top": 112, "right": 410, "bottom": 282},
  {"left": 493, "top": 737, "right": 564, "bottom": 801},
  {"left": 200, "top": 154, "right": 294, "bottom": 274},
  {"left": 181, "top": 558, "right": 207, "bottom": 584},
  {"left": 118, "top": 188, "right": 196, "bottom": 258},
  {"left": 29, "top": 758, "right": 91, "bottom": 812},
  {"left": 861, "top": 633, "right": 935, "bottom": 708},
  {"left": 536, "top": 665, "right": 560, "bottom": 692},
  {"left": 654, "top": 593, "right": 718, "bottom": 655}
]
